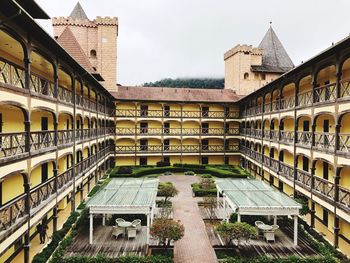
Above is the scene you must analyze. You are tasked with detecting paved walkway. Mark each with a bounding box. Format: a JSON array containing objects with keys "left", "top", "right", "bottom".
[{"left": 160, "top": 175, "right": 218, "bottom": 263}]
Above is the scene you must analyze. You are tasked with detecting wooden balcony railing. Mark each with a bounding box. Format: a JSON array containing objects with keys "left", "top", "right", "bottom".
[
  {"left": 30, "top": 74, "right": 55, "bottom": 98},
  {"left": 338, "top": 133, "right": 350, "bottom": 153},
  {"left": 58, "top": 86, "right": 72, "bottom": 104},
  {"left": 280, "top": 130, "right": 294, "bottom": 144},
  {"left": 340, "top": 78, "right": 350, "bottom": 98},
  {"left": 296, "top": 169, "right": 312, "bottom": 189},
  {"left": 57, "top": 130, "right": 73, "bottom": 145},
  {"left": 296, "top": 131, "right": 312, "bottom": 146},
  {"left": 30, "top": 131, "right": 56, "bottom": 151},
  {"left": 0, "top": 146, "right": 112, "bottom": 237},
  {"left": 0, "top": 58, "right": 25, "bottom": 89},
  {"left": 313, "top": 176, "right": 335, "bottom": 200},
  {"left": 280, "top": 96, "right": 295, "bottom": 110},
  {"left": 297, "top": 90, "right": 313, "bottom": 107},
  {"left": 115, "top": 144, "right": 239, "bottom": 154},
  {"left": 314, "top": 132, "right": 336, "bottom": 151},
  {"left": 338, "top": 186, "right": 350, "bottom": 208},
  {"left": 279, "top": 162, "right": 294, "bottom": 180},
  {"left": 0, "top": 132, "right": 26, "bottom": 158},
  {"left": 116, "top": 127, "right": 240, "bottom": 136},
  {"left": 314, "top": 83, "right": 337, "bottom": 103}
]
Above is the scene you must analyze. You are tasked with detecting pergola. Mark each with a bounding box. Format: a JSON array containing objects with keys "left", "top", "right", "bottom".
[
  {"left": 216, "top": 178, "right": 302, "bottom": 246},
  {"left": 87, "top": 178, "right": 159, "bottom": 245}
]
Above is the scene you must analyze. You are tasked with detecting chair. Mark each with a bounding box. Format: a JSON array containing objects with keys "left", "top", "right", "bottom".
[
  {"left": 255, "top": 221, "right": 264, "bottom": 227},
  {"left": 131, "top": 219, "right": 142, "bottom": 232},
  {"left": 271, "top": 224, "right": 279, "bottom": 231},
  {"left": 112, "top": 226, "right": 124, "bottom": 239},
  {"left": 255, "top": 221, "right": 265, "bottom": 239},
  {"left": 127, "top": 227, "right": 137, "bottom": 239},
  {"left": 115, "top": 218, "right": 125, "bottom": 225},
  {"left": 264, "top": 231, "right": 275, "bottom": 242}
]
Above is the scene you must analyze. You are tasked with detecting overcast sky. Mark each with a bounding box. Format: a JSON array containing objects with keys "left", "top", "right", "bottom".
[{"left": 36, "top": 0, "right": 350, "bottom": 86}]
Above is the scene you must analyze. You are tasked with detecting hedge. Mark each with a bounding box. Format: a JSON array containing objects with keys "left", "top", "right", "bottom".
[
  {"left": 191, "top": 183, "right": 217, "bottom": 197},
  {"left": 219, "top": 255, "right": 338, "bottom": 263},
  {"left": 32, "top": 212, "right": 80, "bottom": 263},
  {"left": 60, "top": 255, "right": 173, "bottom": 263},
  {"left": 110, "top": 166, "right": 247, "bottom": 178},
  {"left": 173, "top": 163, "right": 206, "bottom": 169}
]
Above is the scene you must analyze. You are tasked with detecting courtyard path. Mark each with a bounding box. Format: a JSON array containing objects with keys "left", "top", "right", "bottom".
[{"left": 160, "top": 175, "right": 218, "bottom": 263}]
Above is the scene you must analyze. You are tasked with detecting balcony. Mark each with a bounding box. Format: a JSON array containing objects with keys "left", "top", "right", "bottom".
[
  {"left": 115, "top": 109, "right": 240, "bottom": 119},
  {"left": 0, "top": 128, "right": 114, "bottom": 164},
  {"left": 0, "top": 57, "right": 108, "bottom": 114},
  {"left": 115, "top": 127, "right": 240, "bottom": 136},
  {"left": 313, "top": 83, "right": 337, "bottom": 104},
  {"left": 280, "top": 131, "right": 294, "bottom": 144},
  {"left": 115, "top": 144, "right": 240, "bottom": 154},
  {"left": 241, "top": 146, "right": 350, "bottom": 211},
  {"left": 0, "top": 146, "right": 113, "bottom": 242},
  {"left": 314, "top": 132, "right": 336, "bottom": 151}
]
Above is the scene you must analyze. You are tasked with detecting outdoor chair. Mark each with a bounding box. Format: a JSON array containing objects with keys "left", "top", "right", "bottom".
[
  {"left": 127, "top": 227, "right": 137, "bottom": 239},
  {"left": 112, "top": 226, "right": 124, "bottom": 239},
  {"left": 131, "top": 219, "right": 142, "bottom": 232},
  {"left": 115, "top": 218, "right": 125, "bottom": 225},
  {"left": 255, "top": 221, "right": 265, "bottom": 238},
  {"left": 264, "top": 230, "right": 275, "bottom": 242},
  {"left": 271, "top": 224, "right": 279, "bottom": 231}
]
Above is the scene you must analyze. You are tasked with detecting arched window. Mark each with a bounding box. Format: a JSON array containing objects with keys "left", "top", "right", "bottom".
[
  {"left": 244, "top": 73, "right": 249, "bottom": 80},
  {"left": 90, "top": 49, "right": 97, "bottom": 58}
]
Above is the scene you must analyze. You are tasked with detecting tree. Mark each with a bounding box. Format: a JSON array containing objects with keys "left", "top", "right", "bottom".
[
  {"left": 216, "top": 222, "right": 257, "bottom": 248},
  {"left": 158, "top": 182, "right": 179, "bottom": 204},
  {"left": 150, "top": 218, "right": 184, "bottom": 248},
  {"left": 143, "top": 78, "right": 225, "bottom": 89},
  {"left": 203, "top": 196, "right": 217, "bottom": 223},
  {"left": 200, "top": 178, "right": 216, "bottom": 190}
]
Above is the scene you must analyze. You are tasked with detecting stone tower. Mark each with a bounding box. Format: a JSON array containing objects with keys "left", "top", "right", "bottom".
[
  {"left": 224, "top": 26, "right": 294, "bottom": 96},
  {"left": 52, "top": 2, "right": 118, "bottom": 92}
]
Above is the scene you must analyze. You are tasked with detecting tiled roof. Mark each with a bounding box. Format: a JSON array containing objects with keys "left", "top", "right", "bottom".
[
  {"left": 111, "top": 86, "right": 242, "bottom": 103},
  {"left": 256, "top": 26, "right": 294, "bottom": 73},
  {"left": 57, "top": 27, "right": 95, "bottom": 73},
  {"left": 69, "top": 2, "right": 88, "bottom": 20}
]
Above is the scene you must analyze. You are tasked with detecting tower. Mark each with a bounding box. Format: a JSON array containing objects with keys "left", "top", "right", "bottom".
[
  {"left": 224, "top": 26, "right": 294, "bottom": 96},
  {"left": 52, "top": 2, "right": 118, "bottom": 92}
]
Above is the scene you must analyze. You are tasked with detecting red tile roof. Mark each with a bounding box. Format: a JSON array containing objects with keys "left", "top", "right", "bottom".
[
  {"left": 57, "top": 27, "right": 95, "bottom": 73},
  {"left": 111, "top": 86, "right": 242, "bottom": 103}
]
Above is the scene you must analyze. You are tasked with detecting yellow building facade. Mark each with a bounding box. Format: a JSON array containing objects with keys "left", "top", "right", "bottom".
[{"left": 240, "top": 39, "right": 350, "bottom": 254}]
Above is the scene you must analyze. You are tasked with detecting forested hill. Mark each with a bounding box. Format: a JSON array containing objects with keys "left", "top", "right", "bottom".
[{"left": 142, "top": 78, "right": 224, "bottom": 89}]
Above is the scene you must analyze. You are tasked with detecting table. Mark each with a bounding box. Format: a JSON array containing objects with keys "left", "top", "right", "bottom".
[
  {"left": 118, "top": 221, "right": 132, "bottom": 237},
  {"left": 257, "top": 224, "right": 273, "bottom": 231}
]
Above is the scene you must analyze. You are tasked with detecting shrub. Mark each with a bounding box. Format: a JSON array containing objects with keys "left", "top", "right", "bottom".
[
  {"left": 157, "top": 182, "right": 178, "bottom": 204},
  {"left": 192, "top": 183, "right": 217, "bottom": 197},
  {"left": 173, "top": 163, "right": 206, "bottom": 169},
  {"left": 157, "top": 160, "right": 171, "bottom": 167},
  {"left": 60, "top": 255, "right": 173, "bottom": 263},
  {"left": 201, "top": 174, "right": 213, "bottom": 178},
  {"left": 184, "top": 171, "right": 195, "bottom": 176},
  {"left": 229, "top": 214, "right": 270, "bottom": 226},
  {"left": 215, "top": 222, "right": 257, "bottom": 248},
  {"left": 151, "top": 218, "right": 184, "bottom": 247},
  {"left": 219, "top": 255, "right": 338, "bottom": 263},
  {"left": 116, "top": 166, "right": 133, "bottom": 175}
]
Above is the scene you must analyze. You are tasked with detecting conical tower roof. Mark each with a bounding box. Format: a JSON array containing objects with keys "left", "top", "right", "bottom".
[
  {"left": 69, "top": 2, "right": 88, "bottom": 20},
  {"left": 257, "top": 26, "right": 294, "bottom": 73}
]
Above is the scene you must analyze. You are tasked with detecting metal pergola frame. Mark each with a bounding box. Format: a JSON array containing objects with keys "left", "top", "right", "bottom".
[
  {"left": 87, "top": 178, "right": 159, "bottom": 245},
  {"left": 216, "top": 179, "right": 302, "bottom": 246}
]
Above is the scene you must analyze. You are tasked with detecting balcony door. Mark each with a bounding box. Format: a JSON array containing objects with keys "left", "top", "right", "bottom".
[
  {"left": 140, "top": 105, "right": 148, "bottom": 117},
  {"left": 140, "top": 139, "right": 148, "bottom": 151},
  {"left": 202, "top": 139, "right": 209, "bottom": 151},
  {"left": 202, "top": 123, "right": 209, "bottom": 134},
  {"left": 201, "top": 106, "right": 209, "bottom": 117},
  {"left": 323, "top": 119, "right": 329, "bottom": 147},
  {"left": 163, "top": 122, "right": 170, "bottom": 134},
  {"left": 140, "top": 122, "right": 148, "bottom": 134},
  {"left": 163, "top": 105, "right": 170, "bottom": 117},
  {"left": 41, "top": 162, "right": 48, "bottom": 182},
  {"left": 302, "top": 156, "right": 309, "bottom": 172},
  {"left": 163, "top": 139, "right": 169, "bottom": 151},
  {"left": 41, "top": 117, "right": 48, "bottom": 131}
]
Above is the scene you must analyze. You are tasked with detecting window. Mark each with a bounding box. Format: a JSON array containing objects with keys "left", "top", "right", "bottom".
[
  {"left": 261, "top": 73, "right": 266, "bottom": 80},
  {"left": 41, "top": 163, "right": 48, "bottom": 182},
  {"left": 202, "top": 156, "right": 208, "bottom": 165},
  {"left": 254, "top": 73, "right": 259, "bottom": 80},
  {"left": 90, "top": 49, "right": 97, "bottom": 58},
  {"left": 244, "top": 73, "right": 249, "bottom": 80},
  {"left": 278, "top": 181, "right": 284, "bottom": 192},
  {"left": 323, "top": 209, "right": 328, "bottom": 227},
  {"left": 140, "top": 157, "right": 147, "bottom": 166}
]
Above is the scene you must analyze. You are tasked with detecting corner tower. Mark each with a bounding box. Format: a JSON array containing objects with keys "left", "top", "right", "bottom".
[
  {"left": 52, "top": 2, "right": 118, "bottom": 92},
  {"left": 224, "top": 25, "right": 294, "bottom": 96}
]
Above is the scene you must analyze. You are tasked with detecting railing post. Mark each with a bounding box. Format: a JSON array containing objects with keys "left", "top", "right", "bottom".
[{"left": 23, "top": 177, "right": 31, "bottom": 263}]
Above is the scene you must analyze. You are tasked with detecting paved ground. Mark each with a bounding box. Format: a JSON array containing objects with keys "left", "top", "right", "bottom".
[{"left": 160, "top": 175, "right": 218, "bottom": 263}]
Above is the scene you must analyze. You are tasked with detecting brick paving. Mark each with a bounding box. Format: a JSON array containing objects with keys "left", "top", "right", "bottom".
[{"left": 160, "top": 175, "right": 218, "bottom": 263}]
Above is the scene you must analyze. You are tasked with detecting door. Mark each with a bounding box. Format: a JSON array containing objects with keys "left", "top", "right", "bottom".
[
  {"left": 41, "top": 117, "right": 48, "bottom": 131},
  {"left": 202, "top": 139, "right": 209, "bottom": 151},
  {"left": 323, "top": 119, "right": 329, "bottom": 147},
  {"left": 302, "top": 156, "right": 309, "bottom": 172},
  {"left": 302, "top": 120, "right": 310, "bottom": 144},
  {"left": 140, "top": 105, "right": 148, "bottom": 117},
  {"left": 164, "top": 105, "right": 170, "bottom": 117},
  {"left": 202, "top": 156, "right": 208, "bottom": 165},
  {"left": 163, "top": 139, "right": 169, "bottom": 151},
  {"left": 140, "top": 157, "right": 147, "bottom": 166},
  {"left": 41, "top": 163, "right": 48, "bottom": 182},
  {"left": 202, "top": 106, "right": 209, "bottom": 117},
  {"left": 324, "top": 80, "right": 330, "bottom": 101},
  {"left": 163, "top": 122, "right": 170, "bottom": 134},
  {"left": 202, "top": 123, "right": 209, "bottom": 134},
  {"left": 323, "top": 162, "right": 329, "bottom": 180},
  {"left": 140, "top": 122, "right": 148, "bottom": 134},
  {"left": 140, "top": 139, "right": 148, "bottom": 151},
  {"left": 303, "top": 120, "right": 310, "bottom": 132},
  {"left": 66, "top": 119, "right": 70, "bottom": 130}
]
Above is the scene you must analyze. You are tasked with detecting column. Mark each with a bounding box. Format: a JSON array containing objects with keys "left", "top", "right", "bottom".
[
  {"left": 53, "top": 206, "right": 58, "bottom": 232},
  {"left": 293, "top": 215, "right": 298, "bottom": 246},
  {"left": 102, "top": 214, "right": 106, "bottom": 226},
  {"left": 273, "top": 215, "right": 277, "bottom": 225},
  {"left": 237, "top": 213, "right": 241, "bottom": 222},
  {"left": 23, "top": 179, "right": 31, "bottom": 263},
  {"left": 146, "top": 213, "right": 150, "bottom": 245},
  {"left": 89, "top": 213, "right": 94, "bottom": 244}
]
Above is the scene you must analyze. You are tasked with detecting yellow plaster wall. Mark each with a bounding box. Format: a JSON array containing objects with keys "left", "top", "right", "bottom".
[
  {"left": 183, "top": 121, "right": 199, "bottom": 128},
  {"left": 58, "top": 114, "right": 71, "bottom": 130},
  {"left": 208, "top": 155, "right": 224, "bottom": 164},
  {"left": 31, "top": 111, "right": 54, "bottom": 131},
  {"left": 116, "top": 120, "right": 134, "bottom": 128},
  {"left": 116, "top": 102, "right": 135, "bottom": 110},
  {"left": 315, "top": 115, "right": 335, "bottom": 132},
  {"left": 340, "top": 167, "right": 350, "bottom": 189},
  {"left": 229, "top": 155, "right": 240, "bottom": 165},
  {"left": 182, "top": 104, "right": 200, "bottom": 111},
  {"left": 116, "top": 139, "right": 135, "bottom": 146},
  {"left": 182, "top": 155, "right": 200, "bottom": 164},
  {"left": 2, "top": 173, "right": 24, "bottom": 204},
  {"left": 115, "top": 157, "right": 135, "bottom": 166},
  {"left": 0, "top": 106, "right": 25, "bottom": 132}
]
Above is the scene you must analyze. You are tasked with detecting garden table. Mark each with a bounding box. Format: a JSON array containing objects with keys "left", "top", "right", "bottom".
[{"left": 118, "top": 221, "right": 132, "bottom": 237}]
